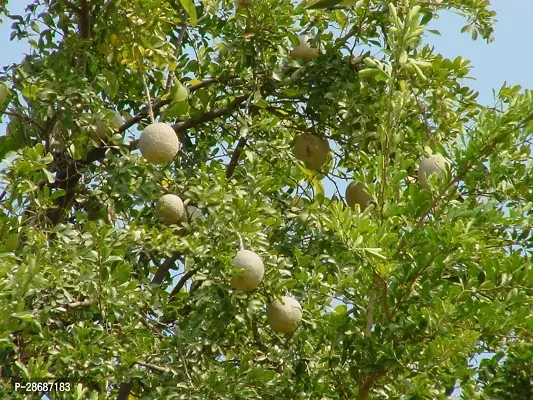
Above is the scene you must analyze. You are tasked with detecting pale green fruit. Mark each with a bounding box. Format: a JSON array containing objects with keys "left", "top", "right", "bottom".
[
  {"left": 293, "top": 133, "right": 330, "bottom": 170},
  {"left": 91, "top": 111, "right": 124, "bottom": 141},
  {"left": 345, "top": 181, "right": 373, "bottom": 211},
  {"left": 418, "top": 154, "right": 450, "bottom": 190},
  {"left": 155, "top": 194, "right": 185, "bottom": 224},
  {"left": 290, "top": 35, "right": 319, "bottom": 62},
  {"left": 139, "top": 123, "right": 180, "bottom": 164},
  {"left": 267, "top": 296, "right": 303, "bottom": 333},
  {"left": 230, "top": 250, "right": 264, "bottom": 291}
]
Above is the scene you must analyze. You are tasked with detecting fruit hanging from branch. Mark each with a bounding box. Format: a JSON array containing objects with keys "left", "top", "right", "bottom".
[
  {"left": 267, "top": 296, "right": 303, "bottom": 333},
  {"left": 138, "top": 122, "right": 180, "bottom": 165},
  {"left": 155, "top": 194, "right": 185, "bottom": 225},
  {"left": 293, "top": 133, "right": 330, "bottom": 170},
  {"left": 91, "top": 110, "right": 124, "bottom": 141},
  {"left": 418, "top": 154, "right": 450, "bottom": 190},
  {"left": 230, "top": 249, "right": 265, "bottom": 291},
  {"left": 290, "top": 35, "right": 320, "bottom": 62},
  {"left": 345, "top": 181, "right": 373, "bottom": 211}
]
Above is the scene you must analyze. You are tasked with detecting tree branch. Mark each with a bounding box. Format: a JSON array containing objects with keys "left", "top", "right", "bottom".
[
  {"left": 225, "top": 135, "right": 248, "bottom": 179},
  {"left": 171, "top": 94, "right": 248, "bottom": 133},
  {"left": 364, "top": 285, "right": 376, "bottom": 337},
  {"left": 116, "top": 381, "right": 133, "bottom": 400},
  {"left": 151, "top": 252, "right": 181, "bottom": 285},
  {"left": 36, "top": 78, "right": 240, "bottom": 228},
  {"left": 169, "top": 267, "right": 199, "bottom": 299}
]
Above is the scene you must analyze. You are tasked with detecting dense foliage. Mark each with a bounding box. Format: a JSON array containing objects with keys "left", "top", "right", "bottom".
[{"left": 0, "top": 0, "right": 532, "bottom": 399}]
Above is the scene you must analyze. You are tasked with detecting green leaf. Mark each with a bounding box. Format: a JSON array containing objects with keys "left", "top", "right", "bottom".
[
  {"left": 5, "top": 234, "right": 20, "bottom": 252},
  {"left": 43, "top": 169, "right": 56, "bottom": 183},
  {"left": 22, "top": 84, "right": 38, "bottom": 100},
  {"left": 0, "top": 137, "right": 14, "bottom": 161},
  {"left": 399, "top": 50, "right": 408, "bottom": 65},
  {"left": 180, "top": 0, "right": 197, "bottom": 26},
  {"left": 420, "top": 12, "right": 433, "bottom": 26},
  {"left": 363, "top": 248, "right": 387, "bottom": 260},
  {"left": 13, "top": 312, "right": 34, "bottom": 322},
  {"left": 165, "top": 101, "right": 189, "bottom": 118},
  {"left": 30, "top": 21, "right": 40, "bottom": 34},
  {"left": 305, "top": 0, "right": 342, "bottom": 9},
  {"left": 358, "top": 68, "right": 380, "bottom": 78}
]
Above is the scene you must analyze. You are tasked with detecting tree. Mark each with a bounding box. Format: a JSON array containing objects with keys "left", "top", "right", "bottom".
[{"left": 0, "top": 0, "right": 532, "bottom": 399}]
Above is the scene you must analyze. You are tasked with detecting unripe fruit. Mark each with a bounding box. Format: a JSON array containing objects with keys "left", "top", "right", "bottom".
[
  {"left": 155, "top": 194, "right": 185, "bottom": 224},
  {"left": 418, "top": 154, "right": 450, "bottom": 190},
  {"left": 293, "top": 133, "right": 330, "bottom": 170},
  {"left": 267, "top": 296, "right": 302, "bottom": 333},
  {"left": 139, "top": 122, "right": 179, "bottom": 165},
  {"left": 230, "top": 250, "right": 264, "bottom": 291},
  {"left": 345, "top": 181, "right": 372, "bottom": 211},
  {"left": 290, "top": 35, "right": 319, "bottom": 62},
  {"left": 92, "top": 111, "right": 124, "bottom": 141}
]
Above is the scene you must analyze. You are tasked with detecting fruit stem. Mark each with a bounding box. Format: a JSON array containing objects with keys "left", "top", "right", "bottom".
[
  {"left": 237, "top": 233, "right": 245, "bottom": 251},
  {"left": 139, "top": 62, "right": 155, "bottom": 124}
]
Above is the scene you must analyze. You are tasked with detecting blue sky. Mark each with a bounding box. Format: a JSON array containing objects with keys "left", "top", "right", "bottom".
[
  {"left": 1, "top": 2, "right": 533, "bottom": 111},
  {"left": 1, "top": 1, "right": 532, "bottom": 145}
]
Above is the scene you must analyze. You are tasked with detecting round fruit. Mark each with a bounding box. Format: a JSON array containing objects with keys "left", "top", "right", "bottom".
[
  {"left": 345, "top": 181, "right": 373, "bottom": 211},
  {"left": 92, "top": 111, "right": 124, "bottom": 141},
  {"left": 293, "top": 133, "right": 330, "bottom": 170},
  {"left": 418, "top": 154, "right": 450, "bottom": 190},
  {"left": 291, "top": 195, "right": 306, "bottom": 209},
  {"left": 139, "top": 122, "right": 180, "bottom": 165},
  {"left": 267, "top": 296, "right": 303, "bottom": 334},
  {"left": 155, "top": 194, "right": 185, "bottom": 224},
  {"left": 290, "top": 35, "right": 319, "bottom": 62},
  {"left": 230, "top": 250, "right": 264, "bottom": 291}
]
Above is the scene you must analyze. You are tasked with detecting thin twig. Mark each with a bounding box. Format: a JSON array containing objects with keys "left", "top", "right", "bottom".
[
  {"left": 65, "top": 300, "right": 97, "bottom": 309},
  {"left": 237, "top": 233, "right": 245, "bottom": 251},
  {"left": 165, "top": 19, "right": 189, "bottom": 92},
  {"left": 136, "top": 360, "right": 170, "bottom": 374},
  {"left": 141, "top": 68, "right": 155, "bottom": 124},
  {"left": 364, "top": 284, "right": 376, "bottom": 337}
]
